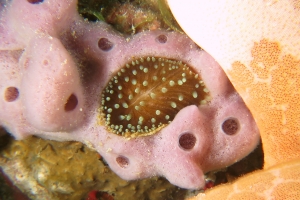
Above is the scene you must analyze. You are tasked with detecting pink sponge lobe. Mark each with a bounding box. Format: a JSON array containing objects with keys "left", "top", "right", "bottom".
[{"left": 20, "top": 36, "right": 84, "bottom": 132}]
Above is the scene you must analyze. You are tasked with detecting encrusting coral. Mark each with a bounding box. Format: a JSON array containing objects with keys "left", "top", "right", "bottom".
[
  {"left": 0, "top": 135, "right": 187, "bottom": 200},
  {"left": 167, "top": 0, "right": 300, "bottom": 199},
  {"left": 0, "top": 0, "right": 261, "bottom": 193}
]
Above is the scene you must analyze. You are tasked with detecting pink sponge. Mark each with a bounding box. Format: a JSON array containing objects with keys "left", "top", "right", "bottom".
[
  {"left": 0, "top": 0, "right": 260, "bottom": 189},
  {"left": 20, "top": 36, "right": 84, "bottom": 132}
]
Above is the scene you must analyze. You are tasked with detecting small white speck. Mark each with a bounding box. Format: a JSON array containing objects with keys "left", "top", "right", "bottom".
[
  {"left": 192, "top": 91, "right": 198, "bottom": 98},
  {"left": 122, "top": 103, "right": 128, "bottom": 108},
  {"left": 171, "top": 102, "right": 177, "bottom": 108},
  {"left": 203, "top": 88, "right": 209, "bottom": 93},
  {"left": 169, "top": 80, "right": 175, "bottom": 86},
  {"left": 143, "top": 81, "right": 148, "bottom": 86},
  {"left": 132, "top": 70, "right": 137, "bottom": 75},
  {"left": 178, "top": 95, "right": 183, "bottom": 101},
  {"left": 156, "top": 110, "right": 161, "bottom": 115},
  {"left": 161, "top": 87, "right": 167, "bottom": 93},
  {"left": 125, "top": 77, "right": 129, "bottom": 82},
  {"left": 132, "top": 79, "right": 137, "bottom": 85},
  {"left": 150, "top": 92, "right": 156, "bottom": 99},
  {"left": 201, "top": 100, "right": 207, "bottom": 105},
  {"left": 114, "top": 104, "right": 120, "bottom": 109}
]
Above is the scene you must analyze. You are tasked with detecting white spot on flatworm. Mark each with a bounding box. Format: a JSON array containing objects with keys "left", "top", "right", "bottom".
[
  {"left": 178, "top": 95, "right": 183, "bottom": 101},
  {"left": 169, "top": 80, "right": 175, "bottom": 86},
  {"left": 193, "top": 91, "right": 198, "bottom": 98},
  {"left": 161, "top": 87, "right": 167, "bottom": 93},
  {"left": 171, "top": 102, "right": 177, "bottom": 108},
  {"left": 150, "top": 93, "right": 156, "bottom": 99},
  {"left": 132, "top": 79, "right": 137, "bottom": 85}
]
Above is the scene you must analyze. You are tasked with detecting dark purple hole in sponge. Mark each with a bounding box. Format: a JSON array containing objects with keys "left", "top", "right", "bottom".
[
  {"left": 27, "top": 0, "right": 44, "bottom": 4},
  {"left": 64, "top": 94, "right": 78, "bottom": 112},
  {"left": 116, "top": 156, "right": 129, "bottom": 168},
  {"left": 4, "top": 87, "right": 19, "bottom": 102},
  {"left": 222, "top": 118, "right": 240, "bottom": 135},
  {"left": 98, "top": 38, "right": 114, "bottom": 51},
  {"left": 179, "top": 132, "right": 196, "bottom": 150},
  {"left": 156, "top": 34, "right": 168, "bottom": 43}
]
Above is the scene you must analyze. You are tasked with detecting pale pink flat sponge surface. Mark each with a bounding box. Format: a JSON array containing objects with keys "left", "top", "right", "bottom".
[{"left": 0, "top": 0, "right": 260, "bottom": 189}]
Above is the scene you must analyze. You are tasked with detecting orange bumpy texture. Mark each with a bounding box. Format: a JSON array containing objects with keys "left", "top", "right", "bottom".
[
  {"left": 191, "top": 158, "right": 300, "bottom": 200},
  {"left": 229, "top": 39, "right": 300, "bottom": 168}
]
